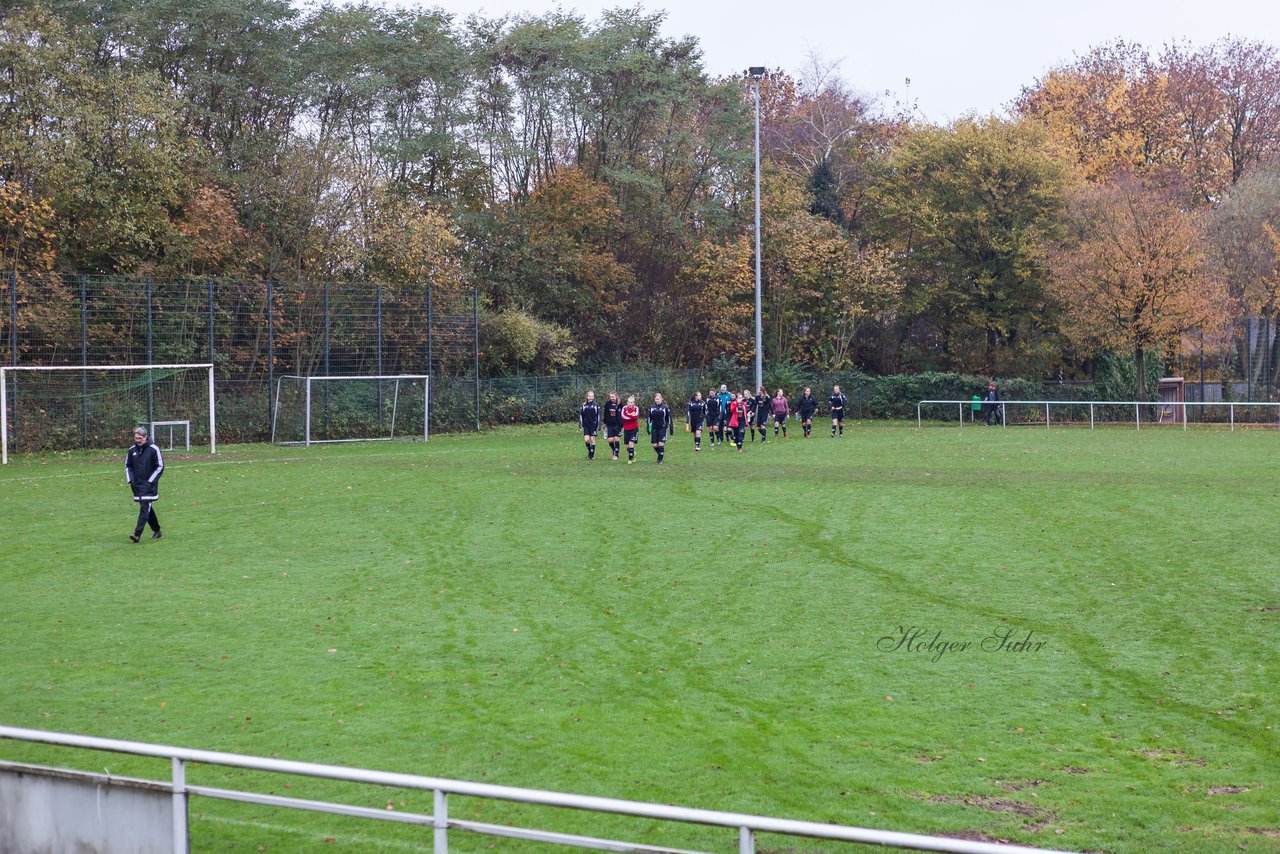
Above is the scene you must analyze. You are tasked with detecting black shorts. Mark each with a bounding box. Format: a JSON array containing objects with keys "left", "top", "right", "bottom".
[
  {"left": 800, "top": 411, "right": 815, "bottom": 422},
  {"left": 832, "top": 410, "right": 845, "bottom": 423},
  {"left": 689, "top": 418, "right": 704, "bottom": 432},
  {"left": 624, "top": 428, "right": 639, "bottom": 444},
  {"left": 606, "top": 424, "right": 622, "bottom": 438},
  {"left": 650, "top": 428, "right": 668, "bottom": 444},
  {"left": 773, "top": 412, "right": 786, "bottom": 424},
  {"left": 582, "top": 421, "right": 599, "bottom": 436}
]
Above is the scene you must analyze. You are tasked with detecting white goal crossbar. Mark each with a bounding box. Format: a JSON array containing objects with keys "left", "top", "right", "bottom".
[
  {"left": 0, "top": 363, "right": 216, "bottom": 465},
  {"left": 271, "top": 374, "right": 430, "bottom": 447}
]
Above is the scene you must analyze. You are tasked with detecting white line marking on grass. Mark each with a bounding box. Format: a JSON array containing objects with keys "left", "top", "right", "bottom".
[{"left": 197, "top": 813, "right": 433, "bottom": 851}]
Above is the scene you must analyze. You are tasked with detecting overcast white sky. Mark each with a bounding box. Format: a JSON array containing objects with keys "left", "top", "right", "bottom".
[{"left": 395, "top": 0, "right": 1280, "bottom": 121}]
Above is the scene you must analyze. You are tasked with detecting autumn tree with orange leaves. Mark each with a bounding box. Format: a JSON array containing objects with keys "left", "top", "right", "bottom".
[{"left": 1051, "top": 176, "right": 1225, "bottom": 398}]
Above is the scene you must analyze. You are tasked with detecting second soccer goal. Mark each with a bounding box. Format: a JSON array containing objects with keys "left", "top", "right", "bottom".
[{"left": 271, "top": 375, "right": 429, "bottom": 446}]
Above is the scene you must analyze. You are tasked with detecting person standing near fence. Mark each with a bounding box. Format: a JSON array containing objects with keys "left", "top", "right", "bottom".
[
  {"left": 830, "top": 385, "right": 848, "bottom": 436},
  {"left": 797, "top": 387, "right": 818, "bottom": 437},
  {"left": 579, "top": 391, "right": 601, "bottom": 460},
  {"left": 603, "top": 391, "right": 623, "bottom": 460},
  {"left": 621, "top": 395, "right": 641, "bottom": 463},
  {"left": 648, "top": 393, "right": 673, "bottom": 464},
  {"left": 125, "top": 426, "right": 163, "bottom": 542},
  {"left": 983, "top": 380, "right": 1001, "bottom": 426},
  {"left": 704, "top": 389, "right": 722, "bottom": 448},
  {"left": 687, "top": 391, "right": 706, "bottom": 452}
]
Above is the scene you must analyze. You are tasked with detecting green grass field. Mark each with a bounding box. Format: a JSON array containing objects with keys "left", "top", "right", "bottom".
[{"left": 1, "top": 422, "right": 1277, "bottom": 853}]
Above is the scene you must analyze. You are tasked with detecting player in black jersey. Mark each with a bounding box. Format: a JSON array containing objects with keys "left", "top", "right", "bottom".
[
  {"left": 687, "top": 391, "right": 706, "bottom": 451},
  {"left": 602, "top": 391, "right": 624, "bottom": 460},
  {"left": 754, "top": 388, "right": 770, "bottom": 443},
  {"left": 648, "top": 393, "right": 674, "bottom": 463},
  {"left": 830, "top": 385, "right": 848, "bottom": 436},
  {"left": 704, "top": 389, "right": 722, "bottom": 448},
  {"left": 796, "top": 386, "right": 819, "bottom": 437},
  {"left": 578, "top": 390, "right": 601, "bottom": 459},
  {"left": 744, "top": 389, "right": 758, "bottom": 442}
]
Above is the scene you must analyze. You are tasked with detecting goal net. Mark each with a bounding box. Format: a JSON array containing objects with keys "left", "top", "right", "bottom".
[
  {"left": 0, "top": 364, "right": 216, "bottom": 464},
  {"left": 271, "top": 375, "right": 429, "bottom": 446}
]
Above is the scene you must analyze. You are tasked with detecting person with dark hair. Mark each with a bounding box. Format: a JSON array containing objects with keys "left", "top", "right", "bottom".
[
  {"left": 796, "top": 386, "right": 819, "bottom": 437},
  {"left": 727, "top": 392, "right": 749, "bottom": 452},
  {"left": 125, "top": 426, "right": 163, "bottom": 542},
  {"left": 648, "top": 393, "right": 673, "bottom": 464},
  {"left": 621, "top": 395, "right": 641, "bottom": 463},
  {"left": 687, "top": 391, "right": 706, "bottom": 452},
  {"left": 578, "top": 390, "right": 601, "bottom": 459},
  {"left": 830, "top": 385, "right": 848, "bottom": 437},
  {"left": 771, "top": 388, "right": 790, "bottom": 439},
  {"left": 744, "top": 387, "right": 759, "bottom": 443},
  {"left": 983, "top": 380, "right": 1002, "bottom": 426},
  {"left": 704, "top": 388, "right": 722, "bottom": 448},
  {"left": 602, "top": 391, "right": 623, "bottom": 460},
  {"left": 754, "top": 387, "right": 771, "bottom": 443}
]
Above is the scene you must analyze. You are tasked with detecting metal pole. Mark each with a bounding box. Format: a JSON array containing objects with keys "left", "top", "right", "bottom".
[
  {"left": 172, "top": 757, "right": 189, "bottom": 854},
  {"left": 208, "top": 366, "right": 217, "bottom": 454},
  {"left": 267, "top": 279, "right": 275, "bottom": 436},
  {"left": 1089, "top": 402, "right": 1094, "bottom": 430},
  {"left": 1, "top": 367, "right": 7, "bottom": 465},
  {"left": 474, "top": 288, "right": 480, "bottom": 431},
  {"left": 305, "top": 377, "right": 312, "bottom": 448},
  {"left": 8, "top": 270, "right": 15, "bottom": 366},
  {"left": 146, "top": 278, "right": 154, "bottom": 427},
  {"left": 752, "top": 71, "right": 764, "bottom": 394},
  {"left": 1230, "top": 402, "right": 1235, "bottom": 431},
  {"left": 916, "top": 403, "right": 921, "bottom": 428},
  {"left": 426, "top": 286, "right": 432, "bottom": 377},
  {"left": 434, "top": 788, "right": 448, "bottom": 853},
  {"left": 80, "top": 275, "right": 88, "bottom": 446},
  {"left": 208, "top": 279, "right": 215, "bottom": 364},
  {"left": 1135, "top": 403, "right": 1140, "bottom": 430},
  {"left": 739, "top": 826, "right": 756, "bottom": 854},
  {"left": 323, "top": 281, "right": 330, "bottom": 434},
  {"left": 1045, "top": 402, "right": 1049, "bottom": 430},
  {"left": 376, "top": 284, "right": 383, "bottom": 427}
]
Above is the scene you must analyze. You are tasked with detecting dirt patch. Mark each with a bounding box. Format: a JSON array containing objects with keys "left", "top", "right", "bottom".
[
  {"left": 1207, "top": 786, "right": 1249, "bottom": 796},
  {"left": 927, "top": 794, "right": 1052, "bottom": 821},
  {"left": 998, "top": 779, "right": 1048, "bottom": 792},
  {"left": 1260, "top": 606, "right": 1280, "bottom": 612},
  {"left": 1248, "top": 828, "right": 1280, "bottom": 838},
  {"left": 1136, "top": 748, "right": 1206, "bottom": 766},
  {"left": 1061, "top": 766, "right": 1091, "bottom": 774}
]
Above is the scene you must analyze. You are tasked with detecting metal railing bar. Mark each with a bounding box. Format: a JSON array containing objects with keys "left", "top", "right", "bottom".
[
  {"left": 0, "top": 726, "right": 1074, "bottom": 854},
  {"left": 448, "top": 818, "right": 713, "bottom": 853},
  {"left": 184, "top": 784, "right": 434, "bottom": 825}
]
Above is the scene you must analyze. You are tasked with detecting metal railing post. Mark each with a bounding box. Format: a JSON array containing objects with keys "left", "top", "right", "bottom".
[
  {"left": 958, "top": 402, "right": 962, "bottom": 426},
  {"left": 1230, "top": 403, "right": 1235, "bottom": 431},
  {"left": 172, "top": 757, "right": 189, "bottom": 854},
  {"left": 1045, "top": 402, "right": 1049, "bottom": 429},
  {"left": 916, "top": 403, "right": 921, "bottom": 428},
  {"left": 1135, "top": 403, "right": 1140, "bottom": 430},
  {"left": 434, "top": 788, "right": 448, "bottom": 853},
  {"left": 1089, "top": 403, "right": 1094, "bottom": 430},
  {"left": 739, "top": 826, "right": 756, "bottom": 854}
]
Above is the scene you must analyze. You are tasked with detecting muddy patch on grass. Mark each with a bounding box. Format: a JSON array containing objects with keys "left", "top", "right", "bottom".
[
  {"left": 1207, "top": 786, "right": 1249, "bottom": 796},
  {"left": 1061, "top": 766, "right": 1091, "bottom": 774},
  {"left": 1136, "top": 747, "right": 1206, "bottom": 766},
  {"left": 926, "top": 794, "right": 1053, "bottom": 822},
  {"left": 998, "top": 779, "right": 1048, "bottom": 792}
]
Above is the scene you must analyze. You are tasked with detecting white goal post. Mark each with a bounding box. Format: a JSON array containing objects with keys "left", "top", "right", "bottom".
[
  {"left": 271, "top": 374, "right": 430, "bottom": 447},
  {"left": 0, "top": 363, "right": 216, "bottom": 465}
]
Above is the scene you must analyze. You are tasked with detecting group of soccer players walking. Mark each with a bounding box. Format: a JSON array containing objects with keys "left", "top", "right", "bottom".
[{"left": 578, "top": 384, "right": 850, "bottom": 463}]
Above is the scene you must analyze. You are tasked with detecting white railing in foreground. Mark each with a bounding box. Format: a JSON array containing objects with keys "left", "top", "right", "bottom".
[
  {"left": 917, "top": 399, "right": 1280, "bottom": 431},
  {"left": 0, "top": 725, "right": 1074, "bottom": 854}
]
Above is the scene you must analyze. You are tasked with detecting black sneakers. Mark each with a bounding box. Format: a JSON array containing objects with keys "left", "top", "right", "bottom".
[
  {"left": 129, "top": 533, "right": 140, "bottom": 543},
  {"left": 151, "top": 531, "right": 163, "bottom": 540}
]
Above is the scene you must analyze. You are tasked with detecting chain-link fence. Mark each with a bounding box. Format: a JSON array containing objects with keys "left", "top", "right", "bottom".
[{"left": 1, "top": 272, "right": 478, "bottom": 449}]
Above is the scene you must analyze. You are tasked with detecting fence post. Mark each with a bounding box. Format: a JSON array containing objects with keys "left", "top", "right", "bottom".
[
  {"left": 1230, "top": 402, "right": 1235, "bottom": 431},
  {"left": 739, "top": 826, "right": 755, "bottom": 854},
  {"left": 473, "top": 288, "right": 480, "bottom": 431},
  {"left": 433, "top": 789, "right": 448, "bottom": 853},
  {"left": 426, "top": 286, "right": 432, "bottom": 378},
  {"left": 267, "top": 279, "right": 275, "bottom": 435},
  {"left": 208, "top": 279, "right": 215, "bottom": 364},
  {"left": 171, "top": 757, "right": 189, "bottom": 854},
  {"left": 146, "top": 277, "right": 155, "bottom": 427},
  {"left": 323, "top": 281, "right": 331, "bottom": 434},
  {"left": 80, "top": 275, "right": 88, "bottom": 446},
  {"left": 1089, "top": 403, "right": 1094, "bottom": 430},
  {"left": 1135, "top": 403, "right": 1140, "bottom": 430},
  {"left": 376, "top": 284, "right": 384, "bottom": 426},
  {"left": 8, "top": 271, "right": 15, "bottom": 452}
]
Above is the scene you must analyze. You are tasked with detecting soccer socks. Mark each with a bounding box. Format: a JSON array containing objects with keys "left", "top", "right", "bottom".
[
  {"left": 694, "top": 436, "right": 701, "bottom": 450},
  {"left": 839, "top": 424, "right": 844, "bottom": 435},
  {"left": 627, "top": 446, "right": 635, "bottom": 461},
  {"left": 782, "top": 425, "right": 787, "bottom": 438},
  {"left": 832, "top": 424, "right": 838, "bottom": 436},
  {"left": 586, "top": 440, "right": 594, "bottom": 459},
  {"left": 656, "top": 445, "right": 665, "bottom": 463}
]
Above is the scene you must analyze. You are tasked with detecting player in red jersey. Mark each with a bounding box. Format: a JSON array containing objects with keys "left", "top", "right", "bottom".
[{"left": 620, "top": 395, "right": 641, "bottom": 463}]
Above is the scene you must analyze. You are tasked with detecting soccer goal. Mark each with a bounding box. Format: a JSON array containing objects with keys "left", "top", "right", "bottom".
[
  {"left": 271, "top": 375, "right": 429, "bottom": 446},
  {"left": 0, "top": 363, "right": 216, "bottom": 465}
]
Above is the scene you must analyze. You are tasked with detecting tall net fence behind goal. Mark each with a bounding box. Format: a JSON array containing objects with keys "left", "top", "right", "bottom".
[
  {"left": 271, "top": 375, "right": 429, "bottom": 446},
  {"left": 1, "top": 364, "right": 215, "bottom": 462}
]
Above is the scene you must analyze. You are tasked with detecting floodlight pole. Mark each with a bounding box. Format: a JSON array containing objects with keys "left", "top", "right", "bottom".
[{"left": 750, "top": 67, "right": 765, "bottom": 394}]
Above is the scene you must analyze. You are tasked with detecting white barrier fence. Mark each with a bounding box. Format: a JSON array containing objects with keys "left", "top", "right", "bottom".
[
  {"left": 0, "top": 725, "right": 1075, "bottom": 854},
  {"left": 917, "top": 399, "right": 1280, "bottom": 431}
]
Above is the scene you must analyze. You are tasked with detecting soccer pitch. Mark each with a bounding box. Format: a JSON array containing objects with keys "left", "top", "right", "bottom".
[{"left": 1, "top": 423, "right": 1277, "bottom": 852}]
